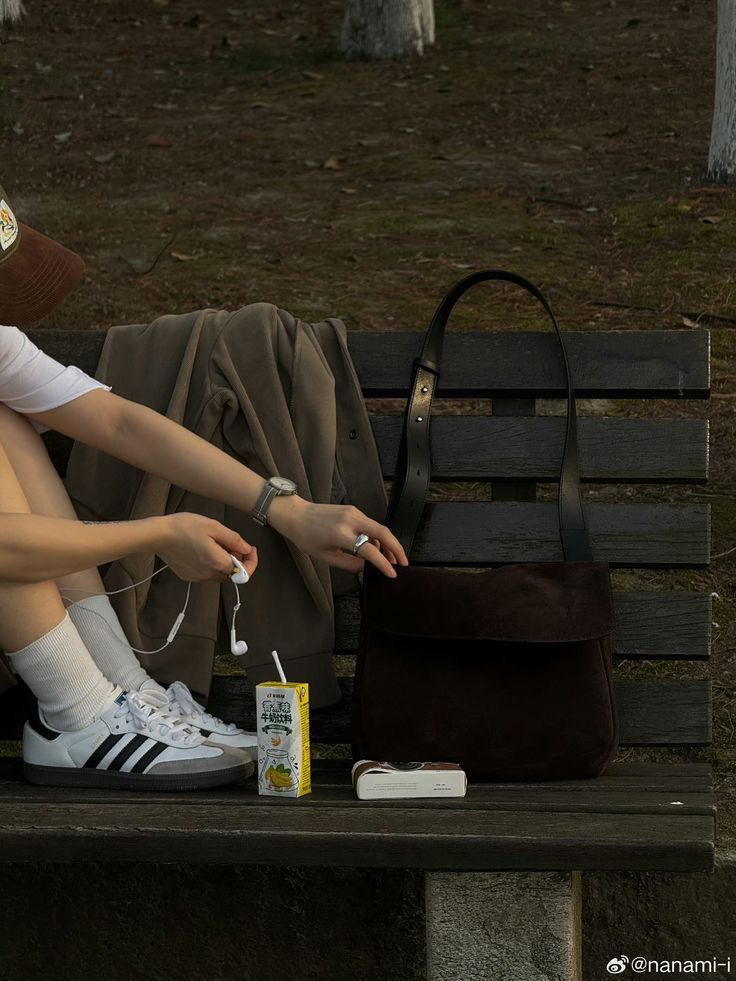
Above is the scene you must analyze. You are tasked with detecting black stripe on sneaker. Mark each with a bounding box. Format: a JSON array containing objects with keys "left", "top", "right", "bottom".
[
  {"left": 130, "top": 741, "right": 169, "bottom": 774},
  {"left": 29, "top": 711, "right": 61, "bottom": 741},
  {"left": 84, "top": 734, "right": 124, "bottom": 769},
  {"left": 106, "top": 734, "right": 150, "bottom": 771},
  {"left": 199, "top": 729, "right": 212, "bottom": 737}
]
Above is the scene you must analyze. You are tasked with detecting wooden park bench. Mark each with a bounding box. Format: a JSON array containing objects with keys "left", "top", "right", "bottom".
[{"left": 0, "top": 320, "right": 715, "bottom": 981}]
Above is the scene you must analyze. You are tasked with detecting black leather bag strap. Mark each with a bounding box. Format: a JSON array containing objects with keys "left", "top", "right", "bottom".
[{"left": 386, "top": 269, "right": 594, "bottom": 562}]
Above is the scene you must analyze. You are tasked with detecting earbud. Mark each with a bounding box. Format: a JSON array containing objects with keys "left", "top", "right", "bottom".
[
  {"left": 230, "top": 555, "right": 250, "bottom": 584},
  {"left": 230, "top": 627, "right": 248, "bottom": 656},
  {"left": 228, "top": 555, "right": 250, "bottom": 656}
]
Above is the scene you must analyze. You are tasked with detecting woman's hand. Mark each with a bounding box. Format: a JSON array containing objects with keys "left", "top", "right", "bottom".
[
  {"left": 267, "top": 496, "right": 409, "bottom": 578},
  {"left": 157, "top": 512, "right": 258, "bottom": 582}
]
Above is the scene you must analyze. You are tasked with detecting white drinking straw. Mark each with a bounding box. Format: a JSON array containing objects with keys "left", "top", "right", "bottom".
[{"left": 271, "top": 649, "right": 287, "bottom": 684}]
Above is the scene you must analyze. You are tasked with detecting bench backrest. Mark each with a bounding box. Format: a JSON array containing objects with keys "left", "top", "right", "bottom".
[{"left": 0, "top": 325, "right": 712, "bottom": 753}]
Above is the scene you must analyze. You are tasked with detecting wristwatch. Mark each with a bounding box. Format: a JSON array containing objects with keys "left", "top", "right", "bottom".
[{"left": 251, "top": 476, "right": 298, "bottom": 527}]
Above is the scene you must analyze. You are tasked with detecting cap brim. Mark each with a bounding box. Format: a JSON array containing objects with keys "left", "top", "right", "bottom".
[{"left": 0, "top": 223, "right": 85, "bottom": 326}]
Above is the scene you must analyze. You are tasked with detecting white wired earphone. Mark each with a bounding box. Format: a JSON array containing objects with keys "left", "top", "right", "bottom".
[{"left": 61, "top": 554, "right": 250, "bottom": 657}]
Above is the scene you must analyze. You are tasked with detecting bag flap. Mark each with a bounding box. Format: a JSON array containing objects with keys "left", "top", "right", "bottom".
[{"left": 361, "top": 561, "right": 613, "bottom": 643}]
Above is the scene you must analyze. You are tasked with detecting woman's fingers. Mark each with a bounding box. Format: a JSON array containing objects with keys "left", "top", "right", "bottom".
[
  {"left": 241, "top": 545, "right": 258, "bottom": 576},
  {"left": 351, "top": 515, "right": 408, "bottom": 567},
  {"left": 341, "top": 511, "right": 408, "bottom": 568},
  {"left": 321, "top": 548, "right": 364, "bottom": 574},
  {"left": 356, "top": 540, "right": 397, "bottom": 578}
]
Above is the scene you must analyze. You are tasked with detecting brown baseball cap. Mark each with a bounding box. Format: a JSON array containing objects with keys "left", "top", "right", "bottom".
[{"left": 0, "top": 184, "right": 85, "bottom": 326}]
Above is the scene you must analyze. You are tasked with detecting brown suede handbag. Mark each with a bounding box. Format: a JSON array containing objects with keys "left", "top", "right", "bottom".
[{"left": 351, "top": 270, "right": 618, "bottom": 781}]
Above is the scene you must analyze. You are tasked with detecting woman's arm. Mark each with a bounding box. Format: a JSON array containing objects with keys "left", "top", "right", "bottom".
[
  {"left": 0, "top": 513, "right": 165, "bottom": 583},
  {"left": 0, "top": 511, "right": 254, "bottom": 584},
  {"left": 30, "top": 390, "right": 408, "bottom": 577}
]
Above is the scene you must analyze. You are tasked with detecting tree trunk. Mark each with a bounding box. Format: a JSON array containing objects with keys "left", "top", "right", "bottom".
[
  {"left": 708, "top": 0, "right": 736, "bottom": 183},
  {"left": 0, "top": 0, "right": 24, "bottom": 23},
  {"left": 340, "top": 0, "right": 435, "bottom": 60}
]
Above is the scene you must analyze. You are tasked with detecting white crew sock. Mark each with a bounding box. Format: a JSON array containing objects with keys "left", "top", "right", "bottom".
[
  {"left": 6, "top": 612, "right": 118, "bottom": 730},
  {"left": 66, "top": 593, "right": 152, "bottom": 693}
]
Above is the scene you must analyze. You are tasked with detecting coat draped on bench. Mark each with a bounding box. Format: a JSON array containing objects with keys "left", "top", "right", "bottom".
[{"left": 63, "top": 302, "right": 387, "bottom": 708}]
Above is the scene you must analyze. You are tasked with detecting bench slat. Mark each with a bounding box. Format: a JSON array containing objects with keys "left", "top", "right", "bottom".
[
  {"left": 0, "top": 760, "right": 713, "bottom": 800},
  {"left": 26, "top": 329, "right": 710, "bottom": 398},
  {"left": 0, "top": 794, "right": 714, "bottom": 871},
  {"left": 404, "top": 502, "right": 710, "bottom": 566},
  {"left": 208, "top": 678, "right": 711, "bottom": 746},
  {"left": 336, "top": 591, "right": 711, "bottom": 660},
  {"left": 43, "top": 418, "right": 710, "bottom": 487},
  {"left": 371, "top": 417, "right": 709, "bottom": 482},
  {"left": 349, "top": 331, "right": 710, "bottom": 397}
]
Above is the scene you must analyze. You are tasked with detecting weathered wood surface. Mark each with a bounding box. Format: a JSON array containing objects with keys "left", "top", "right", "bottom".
[
  {"left": 371, "top": 416, "right": 709, "bottom": 482},
  {"left": 335, "top": 591, "right": 712, "bottom": 660},
  {"left": 43, "top": 416, "right": 709, "bottom": 485},
  {"left": 0, "top": 760, "right": 713, "bottom": 811},
  {"left": 350, "top": 330, "right": 710, "bottom": 397},
  {"left": 0, "top": 760, "right": 714, "bottom": 871},
  {"left": 380, "top": 502, "right": 710, "bottom": 567},
  {"left": 27, "top": 328, "right": 710, "bottom": 398},
  {"left": 208, "top": 678, "right": 711, "bottom": 747}
]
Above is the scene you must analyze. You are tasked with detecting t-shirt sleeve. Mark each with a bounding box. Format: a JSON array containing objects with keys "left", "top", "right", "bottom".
[{"left": 0, "top": 325, "right": 112, "bottom": 433}]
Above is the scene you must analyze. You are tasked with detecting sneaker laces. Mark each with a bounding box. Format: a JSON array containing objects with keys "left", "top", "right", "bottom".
[
  {"left": 115, "top": 689, "right": 201, "bottom": 746},
  {"left": 167, "top": 680, "right": 242, "bottom": 735}
]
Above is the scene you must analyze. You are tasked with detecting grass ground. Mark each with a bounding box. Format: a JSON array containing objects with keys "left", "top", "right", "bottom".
[{"left": 1, "top": 0, "right": 734, "bottom": 836}]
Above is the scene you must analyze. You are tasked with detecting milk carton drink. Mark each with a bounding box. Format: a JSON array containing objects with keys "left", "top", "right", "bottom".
[{"left": 256, "top": 680, "right": 311, "bottom": 797}]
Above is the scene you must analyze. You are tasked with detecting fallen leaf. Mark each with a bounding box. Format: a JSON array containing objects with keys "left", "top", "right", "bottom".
[
  {"left": 170, "top": 250, "right": 204, "bottom": 262},
  {"left": 35, "top": 61, "right": 52, "bottom": 73},
  {"left": 302, "top": 70, "right": 323, "bottom": 81},
  {"left": 152, "top": 102, "right": 178, "bottom": 110},
  {"left": 12, "top": 122, "right": 24, "bottom": 135},
  {"left": 341, "top": 187, "right": 357, "bottom": 194},
  {"left": 701, "top": 216, "right": 722, "bottom": 224},
  {"left": 145, "top": 134, "right": 171, "bottom": 147},
  {"left": 323, "top": 157, "right": 340, "bottom": 170},
  {"left": 250, "top": 101, "right": 270, "bottom": 109},
  {"left": 681, "top": 316, "right": 699, "bottom": 328},
  {"left": 54, "top": 131, "right": 72, "bottom": 142},
  {"left": 93, "top": 151, "right": 116, "bottom": 163}
]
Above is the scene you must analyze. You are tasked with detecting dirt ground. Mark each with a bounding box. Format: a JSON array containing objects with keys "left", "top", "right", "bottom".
[{"left": 2, "top": 0, "right": 735, "bottom": 837}]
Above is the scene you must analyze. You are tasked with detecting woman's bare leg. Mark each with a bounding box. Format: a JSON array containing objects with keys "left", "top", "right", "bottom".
[
  {"left": 0, "top": 405, "right": 152, "bottom": 692},
  {"left": 0, "top": 435, "right": 68, "bottom": 652},
  {"left": 0, "top": 404, "right": 104, "bottom": 601}
]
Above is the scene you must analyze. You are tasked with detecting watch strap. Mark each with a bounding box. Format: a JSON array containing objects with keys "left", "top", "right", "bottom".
[{"left": 252, "top": 480, "right": 279, "bottom": 526}]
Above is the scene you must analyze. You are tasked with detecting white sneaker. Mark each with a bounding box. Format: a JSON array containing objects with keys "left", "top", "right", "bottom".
[
  {"left": 143, "top": 679, "right": 258, "bottom": 764},
  {"left": 23, "top": 688, "right": 252, "bottom": 791}
]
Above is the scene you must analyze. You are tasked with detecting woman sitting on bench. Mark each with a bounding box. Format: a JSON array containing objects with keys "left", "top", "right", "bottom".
[{"left": 0, "top": 184, "right": 407, "bottom": 791}]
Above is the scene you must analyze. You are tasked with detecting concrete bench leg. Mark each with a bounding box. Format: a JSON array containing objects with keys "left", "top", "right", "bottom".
[{"left": 425, "top": 870, "right": 582, "bottom": 981}]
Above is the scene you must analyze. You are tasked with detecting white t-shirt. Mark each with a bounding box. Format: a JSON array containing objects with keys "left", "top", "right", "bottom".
[{"left": 0, "top": 325, "right": 112, "bottom": 433}]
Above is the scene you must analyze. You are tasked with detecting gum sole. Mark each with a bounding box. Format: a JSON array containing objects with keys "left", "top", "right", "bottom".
[{"left": 23, "top": 760, "right": 252, "bottom": 792}]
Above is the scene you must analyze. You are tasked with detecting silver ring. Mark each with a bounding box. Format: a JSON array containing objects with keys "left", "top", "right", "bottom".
[{"left": 352, "top": 533, "right": 370, "bottom": 554}]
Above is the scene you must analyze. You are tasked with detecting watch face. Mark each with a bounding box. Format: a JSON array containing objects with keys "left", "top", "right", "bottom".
[{"left": 271, "top": 476, "right": 297, "bottom": 493}]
